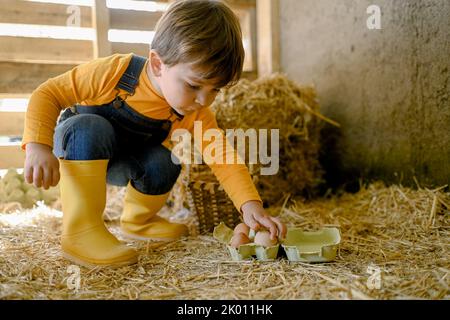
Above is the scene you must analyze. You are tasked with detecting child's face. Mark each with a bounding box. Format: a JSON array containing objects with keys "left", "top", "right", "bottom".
[
  {"left": 160, "top": 63, "right": 222, "bottom": 116},
  {"left": 150, "top": 53, "right": 222, "bottom": 115}
]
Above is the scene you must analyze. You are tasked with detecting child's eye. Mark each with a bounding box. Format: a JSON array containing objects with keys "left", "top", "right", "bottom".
[
  {"left": 186, "top": 83, "right": 200, "bottom": 90},
  {"left": 213, "top": 88, "right": 221, "bottom": 93}
]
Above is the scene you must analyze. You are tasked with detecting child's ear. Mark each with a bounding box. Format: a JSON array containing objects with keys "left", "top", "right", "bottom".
[{"left": 149, "top": 50, "right": 162, "bottom": 77}]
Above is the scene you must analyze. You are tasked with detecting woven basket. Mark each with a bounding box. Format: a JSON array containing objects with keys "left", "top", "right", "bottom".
[{"left": 183, "top": 164, "right": 242, "bottom": 235}]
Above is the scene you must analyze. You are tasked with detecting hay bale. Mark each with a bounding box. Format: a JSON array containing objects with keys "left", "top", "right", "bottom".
[{"left": 210, "top": 73, "right": 336, "bottom": 206}]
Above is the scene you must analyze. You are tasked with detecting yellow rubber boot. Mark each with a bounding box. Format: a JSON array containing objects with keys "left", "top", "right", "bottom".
[
  {"left": 120, "top": 182, "right": 188, "bottom": 241},
  {"left": 59, "top": 159, "right": 138, "bottom": 267}
]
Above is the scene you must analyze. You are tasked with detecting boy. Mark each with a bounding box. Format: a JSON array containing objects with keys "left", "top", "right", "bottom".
[{"left": 22, "top": 0, "right": 287, "bottom": 267}]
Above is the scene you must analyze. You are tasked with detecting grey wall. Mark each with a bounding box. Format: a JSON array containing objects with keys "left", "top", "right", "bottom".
[{"left": 280, "top": 0, "right": 449, "bottom": 188}]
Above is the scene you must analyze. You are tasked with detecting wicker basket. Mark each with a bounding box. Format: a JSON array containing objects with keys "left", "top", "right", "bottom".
[{"left": 183, "top": 164, "right": 242, "bottom": 235}]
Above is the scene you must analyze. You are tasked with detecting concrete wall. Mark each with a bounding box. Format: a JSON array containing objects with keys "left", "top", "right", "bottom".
[{"left": 279, "top": 0, "right": 450, "bottom": 189}]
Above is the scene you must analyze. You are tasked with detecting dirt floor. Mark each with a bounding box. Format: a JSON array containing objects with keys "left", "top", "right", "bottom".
[{"left": 0, "top": 182, "right": 448, "bottom": 300}]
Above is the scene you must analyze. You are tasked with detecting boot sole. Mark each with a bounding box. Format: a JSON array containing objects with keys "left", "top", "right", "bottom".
[
  {"left": 62, "top": 251, "right": 138, "bottom": 269},
  {"left": 121, "top": 230, "right": 184, "bottom": 242}
]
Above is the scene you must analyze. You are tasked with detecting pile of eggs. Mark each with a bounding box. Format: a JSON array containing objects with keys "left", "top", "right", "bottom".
[{"left": 230, "top": 223, "right": 278, "bottom": 248}]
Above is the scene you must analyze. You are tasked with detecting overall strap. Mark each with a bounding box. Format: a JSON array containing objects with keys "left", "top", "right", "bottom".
[{"left": 115, "top": 54, "right": 147, "bottom": 95}]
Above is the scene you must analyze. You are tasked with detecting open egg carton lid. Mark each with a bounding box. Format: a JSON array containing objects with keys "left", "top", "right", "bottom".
[{"left": 213, "top": 222, "right": 341, "bottom": 263}]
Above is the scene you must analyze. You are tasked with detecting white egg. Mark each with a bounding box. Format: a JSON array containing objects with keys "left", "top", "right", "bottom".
[{"left": 254, "top": 231, "right": 278, "bottom": 247}]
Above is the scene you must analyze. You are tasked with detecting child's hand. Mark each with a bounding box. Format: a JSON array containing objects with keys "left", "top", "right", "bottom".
[
  {"left": 240, "top": 200, "right": 287, "bottom": 241},
  {"left": 24, "top": 142, "right": 60, "bottom": 190}
]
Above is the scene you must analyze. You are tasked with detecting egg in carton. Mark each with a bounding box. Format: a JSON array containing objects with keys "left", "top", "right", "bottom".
[
  {"left": 213, "top": 222, "right": 280, "bottom": 261},
  {"left": 213, "top": 222, "right": 341, "bottom": 263}
]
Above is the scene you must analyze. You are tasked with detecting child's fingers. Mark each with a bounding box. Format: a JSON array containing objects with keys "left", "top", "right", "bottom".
[
  {"left": 258, "top": 215, "right": 279, "bottom": 240},
  {"left": 42, "top": 167, "right": 52, "bottom": 190},
  {"left": 244, "top": 214, "right": 260, "bottom": 231},
  {"left": 24, "top": 165, "right": 33, "bottom": 184},
  {"left": 270, "top": 216, "right": 287, "bottom": 239},
  {"left": 33, "top": 166, "right": 43, "bottom": 188}
]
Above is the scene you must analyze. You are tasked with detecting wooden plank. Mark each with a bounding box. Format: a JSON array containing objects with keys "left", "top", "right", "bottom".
[
  {"left": 0, "top": 93, "right": 30, "bottom": 99},
  {"left": 225, "top": 0, "right": 256, "bottom": 9},
  {"left": 0, "top": 36, "right": 93, "bottom": 64},
  {"left": 0, "top": 62, "right": 77, "bottom": 95},
  {"left": 0, "top": 112, "right": 25, "bottom": 136},
  {"left": 92, "top": 0, "right": 111, "bottom": 58},
  {"left": 156, "top": 0, "right": 255, "bottom": 6},
  {"left": 0, "top": 144, "right": 25, "bottom": 169},
  {"left": 256, "top": 0, "right": 280, "bottom": 76},
  {"left": 111, "top": 42, "right": 150, "bottom": 58},
  {"left": 234, "top": 8, "right": 255, "bottom": 72},
  {"left": 109, "top": 8, "right": 162, "bottom": 31},
  {"left": 151, "top": 0, "right": 255, "bottom": 9},
  {"left": 248, "top": 7, "right": 257, "bottom": 72},
  {"left": 0, "top": 0, "right": 92, "bottom": 27}
]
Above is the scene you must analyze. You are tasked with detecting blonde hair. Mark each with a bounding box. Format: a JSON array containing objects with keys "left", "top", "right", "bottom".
[{"left": 151, "top": 0, "right": 244, "bottom": 87}]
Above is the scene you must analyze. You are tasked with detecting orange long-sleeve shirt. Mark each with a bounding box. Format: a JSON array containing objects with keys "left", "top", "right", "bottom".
[{"left": 22, "top": 53, "right": 262, "bottom": 211}]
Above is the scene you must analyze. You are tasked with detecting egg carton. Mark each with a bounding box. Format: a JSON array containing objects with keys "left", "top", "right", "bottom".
[
  {"left": 213, "top": 222, "right": 341, "bottom": 263},
  {"left": 281, "top": 227, "right": 341, "bottom": 263},
  {"left": 213, "top": 222, "right": 279, "bottom": 261}
]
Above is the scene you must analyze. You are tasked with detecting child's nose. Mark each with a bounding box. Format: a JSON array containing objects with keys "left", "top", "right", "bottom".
[
  {"left": 195, "top": 95, "right": 206, "bottom": 107},
  {"left": 194, "top": 97, "right": 204, "bottom": 107},
  {"left": 196, "top": 93, "right": 214, "bottom": 107}
]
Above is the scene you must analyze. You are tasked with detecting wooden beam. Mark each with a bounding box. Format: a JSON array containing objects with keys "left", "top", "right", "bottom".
[
  {"left": 225, "top": 0, "right": 256, "bottom": 9},
  {"left": 111, "top": 42, "right": 150, "bottom": 58},
  {"left": 0, "top": 93, "right": 31, "bottom": 99},
  {"left": 234, "top": 8, "right": 255, "bottom": 72},
  {"left": 156, "top": 0, "right": 256, "bottom": 5},
  {"left": 0, "top": 144, "right": 25, "bottom": 169},
  {"left": 256, "top": 0, "right": 280, "bottom": 76},
  {"left": 0, "top": 0, "right": 92, "bottom": 27},
  {"left": 248, "top": 6, "right": 258, "bottom": 72},
  {"left": 92, "top": 0, "right": 111, "bottom": 58},
  {"left": 0, "top": 112, "right": 25, "bottom": 136},
  {"left": 0, "top": 36, "right": 93, "bottom": 64},
  {"left": 0, "top": 62, "right": 77, "bottom": 95},
  {"left": 109, "top": 8, "right": 162, "bottom": 31}
]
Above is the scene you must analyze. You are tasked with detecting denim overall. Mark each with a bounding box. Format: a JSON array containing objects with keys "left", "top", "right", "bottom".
[{"left": 53, "top": 55, "right": 182, "bottom": 195}]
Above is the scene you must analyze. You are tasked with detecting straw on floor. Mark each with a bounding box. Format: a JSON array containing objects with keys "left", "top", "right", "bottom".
[{"left": 0, "top": 182, "right": 448, "bottom": 300}]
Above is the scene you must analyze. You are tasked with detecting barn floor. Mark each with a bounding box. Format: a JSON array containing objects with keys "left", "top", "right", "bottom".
[{"left": 0, "top": 182, "right": 449, "bottom": 300}]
